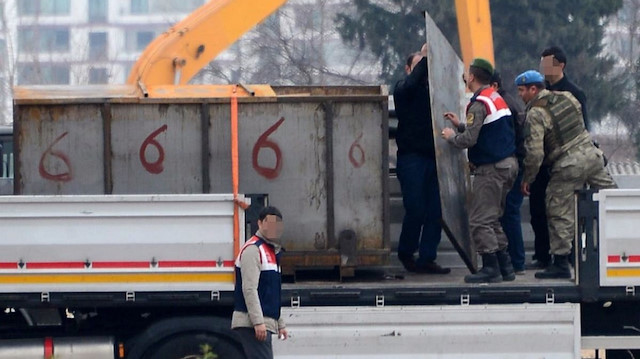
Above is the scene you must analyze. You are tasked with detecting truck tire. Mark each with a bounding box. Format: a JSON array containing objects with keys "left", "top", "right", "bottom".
[{"left": 126, "top": 317, "right": 246, "bottom": 359}]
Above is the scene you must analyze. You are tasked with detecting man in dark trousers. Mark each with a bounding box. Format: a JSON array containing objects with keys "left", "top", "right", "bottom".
[
  {"left": 442, "top": 58, "right": 518, "bottom": 283},
  {"left": 529, "top": 46, "right": 589, "bottom": 269},
  {"left": 491, "top": 71, "right": 526, "bottom": 275},
  {"left": 232, "top": 206, "right": 288, "bottom": 359},
  {"left": 393, "top": 43, "right": 450, "bottom": 274}
]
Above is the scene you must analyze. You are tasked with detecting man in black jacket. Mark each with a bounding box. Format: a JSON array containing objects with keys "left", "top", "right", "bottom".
[
  {"left": 529, "top": 46, "right": 589, "bottom": 269},
  {"left": 491, "top": 71, "right": 526, "bottom": 274},
  {"left": 393, "top": 43, "right": 449, "bottom": 274}
]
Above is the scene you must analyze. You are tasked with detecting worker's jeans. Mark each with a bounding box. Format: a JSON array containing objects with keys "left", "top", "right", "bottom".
[
  {"left": 500, "top": 166, "right": 525, "bottom": 271},
  {"left": 396, "top": 153, "right": 442, "bottom": 265}
]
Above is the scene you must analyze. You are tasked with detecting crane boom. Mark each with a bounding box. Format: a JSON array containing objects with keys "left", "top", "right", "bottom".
[
  {"left": 454, "top": 0, "right": 494, "bottom": 69},
  {"left": 127, "top": 0, "right": 287, "bottom": 88}
]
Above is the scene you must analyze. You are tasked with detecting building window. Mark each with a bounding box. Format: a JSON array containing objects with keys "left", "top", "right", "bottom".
[
  {"left": 18, "top": 0, "right": 71, "bottom": 16},
  {"left": 89, "top": 0, "right": 108, "bottom": 21},
  {"left": 136, "top": 31, "right": 154, "bottom": 51},
  {"left": 89, "top": 32, "right": 108, "bottom": 60},
  {"left": 131, "top": 0, "right": 148, "bottom": 14},
  {"left": 89, "top": 67, "right": 109, "bottom": 84},
  {"left": 131, "top": 0, "right": 203, "bottom": 14},
  {"left": 18, "top": 63, "right": 70, "bottom": 85},
  {"left": 18, "top": 27, "right": 70, "bottom": 53},
  {"left": 126, "top": 30, "right": 160, "bottom": 52}
]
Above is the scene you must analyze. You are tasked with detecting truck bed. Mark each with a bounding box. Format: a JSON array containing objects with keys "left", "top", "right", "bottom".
[{"left": 283, "top": 263, "right": 579, "bottom": 307}]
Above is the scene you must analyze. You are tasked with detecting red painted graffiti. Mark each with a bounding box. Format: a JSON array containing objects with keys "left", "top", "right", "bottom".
[
  {"left": 39, "top": 132, "right": 73, "bottom": 182},
  {"left": 252, "top": 117, "right": 285, "bottom": 179},
  {"left": 349, "top": 133, "right": 366, "bottom": 168},
  {"left": 139, "top": 125, "right": 168, "bottom": 174}
]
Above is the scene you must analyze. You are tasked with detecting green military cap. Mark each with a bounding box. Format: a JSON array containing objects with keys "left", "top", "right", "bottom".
[{"left": 470, "top": 58, "right": 494, "bottom": 76}]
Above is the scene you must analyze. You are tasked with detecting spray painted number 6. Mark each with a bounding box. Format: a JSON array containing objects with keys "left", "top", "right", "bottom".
[
  {"left": 139, "top": 125, "right": 168, "bottom": 174},
  {"left": 39, "top": 132, "right": 73, "bottom": 182},
  {"left": 252, "top": 117, "right": 285, "bottom": 179},
  {"left": 349, "top": 133, "right": 366, "bottom": 168}
]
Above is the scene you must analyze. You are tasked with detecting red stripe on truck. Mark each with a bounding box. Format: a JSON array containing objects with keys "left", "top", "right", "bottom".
[
  {"left": 0, "top": 260, "right": 236, "bottom": 270},
  {"left": 44, "top": 337, "right": 53, "bottom": 359},
  {"left": 28, "top": 262, "right": 86, "bottom": 269},
  {"left": 92, "top": 262, "right": 149, "bottom": 269},
  {"left": 608, "top": 255, "right": 640, "bottom": 263}
]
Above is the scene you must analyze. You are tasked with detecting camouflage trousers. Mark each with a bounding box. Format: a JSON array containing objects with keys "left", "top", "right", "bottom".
[
  {"left": 469, "top": 156, "right": 518, "bottom": 254},
  {"left": 547, "top": 145, "right": 617, "bottom": 255}
]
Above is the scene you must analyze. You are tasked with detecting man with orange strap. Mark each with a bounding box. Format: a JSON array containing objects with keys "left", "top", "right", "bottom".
[
  {"left": 232, "top": 206, "right": 288, "bottom": 359},
  {"left": 442, "top": 58, "right": 518, "bottom": 283}
]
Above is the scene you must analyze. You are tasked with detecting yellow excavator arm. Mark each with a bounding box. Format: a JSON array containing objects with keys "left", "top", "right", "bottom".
[
  {"left": 127, "top": 0, "right": 287, "bottom": 89},
  {"left": 454, "top": 0, "right": 494, "bottom": 69}
]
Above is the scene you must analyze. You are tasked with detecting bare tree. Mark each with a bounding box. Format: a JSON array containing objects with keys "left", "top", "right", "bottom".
[
  {"left": 196, "top": 0, "right": 381, "bottom": 86},
  {"left": 602, "top": 0, "right": 640, "bottom": 162}
]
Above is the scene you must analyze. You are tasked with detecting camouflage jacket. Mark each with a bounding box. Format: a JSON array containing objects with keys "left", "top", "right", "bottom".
[{"left": 522, "top": 89, "right": 591, "bottom": 184}]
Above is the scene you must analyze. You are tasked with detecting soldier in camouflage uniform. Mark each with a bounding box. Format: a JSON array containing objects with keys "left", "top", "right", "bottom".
[{"left": 515, "top": 70, "right": 617, "bottom": 279}]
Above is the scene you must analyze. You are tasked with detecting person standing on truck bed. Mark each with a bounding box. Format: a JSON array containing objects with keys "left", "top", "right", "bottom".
[
  {"left": 528, "top": 46, "right": 589, "bottom": 270},
  {"left": 490, "top": 70, "right": 527, "bottom": 275},
  {"left": 442, "top": 58, "right": 518, "bottom": 284},
  {"left": 393, "top": 43, "right": 450, "bottom": 275},
  {"left": 515, "top": 70, "right": 616, "bottom": 279},
  {"left": 232, "top": 206, "right": 288, "bottom": 359}
]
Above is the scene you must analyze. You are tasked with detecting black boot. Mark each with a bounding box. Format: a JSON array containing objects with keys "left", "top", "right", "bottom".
[
  {"left": 496, "top": 248, "right": 516, "bottom": 281},
  {"left": 464, "top": 253, "right": 502, "bottom": 283},
  {"left": 534, "top": 254, "right": 571, "bottom": 279}
]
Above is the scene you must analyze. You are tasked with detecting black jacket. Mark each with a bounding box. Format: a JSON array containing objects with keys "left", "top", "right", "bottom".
[
  {"left": 546, "top": 75, "right": 589, "bottom": 131},
  {"left": 499, "top": 90, "right": 526, "bottom": 161},
  {"left": 393, "top": 57, "right": 435, "bottom": 158}
]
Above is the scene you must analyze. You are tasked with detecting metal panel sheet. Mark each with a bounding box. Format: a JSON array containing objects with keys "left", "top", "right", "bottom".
[
  {"left": 425, "top": 12, "right": 475, "bottom": 270},
  {"left": 274, "top": 304, "right": 581, "bottom": 358},
  {"left": 16, "top": 105, "right": 104, "bottom": 195},
  {"left": 597, "top": 189, "right": 640, "bottom": 286},
  {"left": 110, "top": 104, "right": 203, "bottom": 194},
  {"left": 209, "top": 103, "right": 329, "bottom": 252},
  {"left": 332, "top": 102, "right": 386, "bottom": 249}
]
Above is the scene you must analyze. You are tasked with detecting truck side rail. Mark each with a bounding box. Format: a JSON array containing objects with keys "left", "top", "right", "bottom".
[{"left": 0, "top": 194, "right": 243, "bottom": 293}]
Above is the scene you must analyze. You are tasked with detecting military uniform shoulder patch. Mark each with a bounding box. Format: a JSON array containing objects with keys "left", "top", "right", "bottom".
[{"left": 466, "top": 113, "right": 475, "bottom": 125}]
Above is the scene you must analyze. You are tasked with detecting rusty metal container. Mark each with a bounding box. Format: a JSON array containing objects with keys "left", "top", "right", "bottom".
[{"left": 13, "top": 85, "right": 390, "bottom": 275}]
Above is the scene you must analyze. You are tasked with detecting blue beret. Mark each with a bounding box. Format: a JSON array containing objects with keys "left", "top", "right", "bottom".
[{"left": 515, "top": 70, "right": 544, "bottom": 86}]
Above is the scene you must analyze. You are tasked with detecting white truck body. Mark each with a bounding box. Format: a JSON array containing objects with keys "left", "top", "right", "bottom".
[
  {"left": 0, "top": 190, "right": 638, "bottom": 357},
  {"left": 0, "top": 194, "right": 243, "bottom": 293},
  {"left": 274, "top": 304, "right": 581, "bottom": 358},
  {"left": 597, "top": 189, "right": 640, "bottom": 287}
]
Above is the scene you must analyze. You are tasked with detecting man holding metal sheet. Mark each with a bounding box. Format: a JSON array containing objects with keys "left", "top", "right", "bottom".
[
  {"left": 394, "top": 43, "right": 450, "bottom": 274},
  {"left": 442, "top": 58, "right": 518, "bottom": 284},
  {"left": 514, "top": 70, "right": 616, "bottom": 279}
]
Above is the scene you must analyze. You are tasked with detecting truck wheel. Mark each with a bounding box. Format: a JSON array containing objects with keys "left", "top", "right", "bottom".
[
  {"left": 141, "top": 332, "right": 245, "bottom": 359},
  {"left": 125, "top": 317, "right": 246, "bottom": 359}
]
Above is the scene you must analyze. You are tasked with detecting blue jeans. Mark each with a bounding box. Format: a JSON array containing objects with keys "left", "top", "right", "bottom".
[
  {"left": 500, "top": 166, "right": 525, "bottom": 271},
  {"left": 396, "top": 153, "right": 442, "bottom": 265}
]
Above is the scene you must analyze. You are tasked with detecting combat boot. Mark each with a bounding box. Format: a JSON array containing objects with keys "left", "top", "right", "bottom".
[
  {"left": 496, "top": 248, "right": 516, "bottom": 281},
  {"left": 464, "top": 253, "right": 502, "bottom": 283},
  {"left": 534, "top": 254, "right": 571, "bottom": 279}
]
